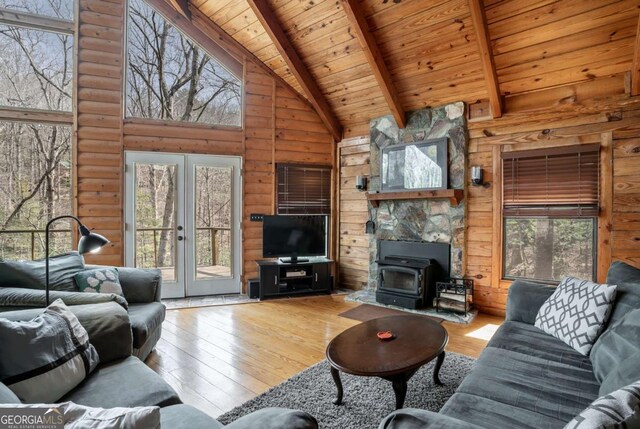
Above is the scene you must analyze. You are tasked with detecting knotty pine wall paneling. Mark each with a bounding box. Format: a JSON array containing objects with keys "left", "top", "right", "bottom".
[
  {"left": 75, "top": 0, "right": 334, "bottom": 287},
  {"left": 337, "top": 136, "right": 371, "bottom": 290},
  {"left": 336, "top": 75, "right": 640, "bottom": 316}
]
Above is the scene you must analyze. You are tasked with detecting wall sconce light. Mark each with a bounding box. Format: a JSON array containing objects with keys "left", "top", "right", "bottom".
[
  {"left": 471, "top": 166, "right": 485, "bottom": 187},
  {"left": 356, "top": 176, "right": 367, "bottom": 191}
]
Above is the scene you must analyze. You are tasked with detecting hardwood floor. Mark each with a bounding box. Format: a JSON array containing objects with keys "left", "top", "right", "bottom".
[{"left": 146, "top": 294, "right": 503, "bottom": 418}]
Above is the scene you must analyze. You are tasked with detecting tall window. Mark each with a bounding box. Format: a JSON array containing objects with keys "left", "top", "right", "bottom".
[
  {"left": 276, "top": 164, "right": 332, "bottom": 215},
  {"left": 0, "top": 0, "right": 74, "bottom": 260},
  {"left": 126, "top": 0, "right": 241, "bottom": 126},
  {"left": 502, "top": 145, "right": 599, "bottom": 282}
]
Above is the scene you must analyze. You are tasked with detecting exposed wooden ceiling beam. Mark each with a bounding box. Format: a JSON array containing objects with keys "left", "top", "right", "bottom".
[
  {"left": 340, "top": 0, "right": 405, "bottom": 128},
  {"left": 168, "top": 0, "right": 191, "bottom": 19},
  {"left": 246, "top": 0, "right": 343, "bottom": 142},
  {"left": 469, "top": 0, "right": 503, "bottom": 118},
  {"left": 632, "top": 11, "right": 640, "bottom": 96}
]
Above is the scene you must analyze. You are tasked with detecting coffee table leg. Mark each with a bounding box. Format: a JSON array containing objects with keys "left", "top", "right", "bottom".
[
  {"left": 330, "top": 367, "right": 343, "bottom": 405},
  {"left": 391, "top": 377, "right": 407, "bottom": 410},
  {"left": 433, "top": 351, "right": 446, "bottom": 385}
]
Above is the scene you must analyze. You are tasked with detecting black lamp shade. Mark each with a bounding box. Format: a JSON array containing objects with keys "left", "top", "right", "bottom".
[{"left": 77, "top": 224, "right": 110, "bottom": 254}]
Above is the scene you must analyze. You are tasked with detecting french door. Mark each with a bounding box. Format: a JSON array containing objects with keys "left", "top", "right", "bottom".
[{"left": 124, "top": 152, "right": 242, "bottom": 298}]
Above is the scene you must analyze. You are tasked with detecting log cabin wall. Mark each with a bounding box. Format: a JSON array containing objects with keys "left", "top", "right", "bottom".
[
  {"left": 338, "top": 75, "right": 640, "bottom": 316},
  {"left": 75, "top": 0, "right": 333, "bottom": 284}
]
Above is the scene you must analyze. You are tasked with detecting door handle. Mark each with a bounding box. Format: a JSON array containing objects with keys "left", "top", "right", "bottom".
[{"left": 315, "top": 273, "right": 318, "bottom": 282}]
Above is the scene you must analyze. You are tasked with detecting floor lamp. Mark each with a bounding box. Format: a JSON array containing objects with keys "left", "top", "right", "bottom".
[{"left": 45, "top": 215, "right": 110, "bottom": 306}]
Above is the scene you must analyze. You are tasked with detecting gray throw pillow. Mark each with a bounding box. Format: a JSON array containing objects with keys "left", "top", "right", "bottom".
[
  {"left": 0, "top": 299, "right": 99, "bottom": 403},
  {"left": 0, "top": 252, "right": 85, "bottom": 292},
  {"left": 9, "top": 402, "right": 160, "bottom": 429},
  {"left": 563, "top": 380, "right": 640, "bottom": 428},
  {"left": 535, "top": 276, "right": 617, "bottom": 355},
  {"left": 75, "top": 268, "right": 124, "bottom": 297}
]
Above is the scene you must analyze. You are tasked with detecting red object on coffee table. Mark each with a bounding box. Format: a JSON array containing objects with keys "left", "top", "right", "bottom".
[{"left": 377, "top": 331, "right": 395, "bottom": 340}]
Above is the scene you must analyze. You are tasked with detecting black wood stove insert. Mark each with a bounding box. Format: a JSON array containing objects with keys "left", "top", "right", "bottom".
[{"left": 376, "top": 240, "right": 451, "bottom": 310}]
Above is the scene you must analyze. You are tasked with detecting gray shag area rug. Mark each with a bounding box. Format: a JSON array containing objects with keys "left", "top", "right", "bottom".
[{"left": 217, "top": 352, "right": 475, "bottom": 429}]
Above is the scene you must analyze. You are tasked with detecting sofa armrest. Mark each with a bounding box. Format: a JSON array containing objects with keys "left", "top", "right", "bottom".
[
  {"left": 0, "top": 302, "right": 132, "bottom": 364},
  {"left": 0, "top": 287, "right": 128, "bottom": 310},
  {"left": 225, "top": 408, "right": 318, "bottom": 429},
  {"left": 379, "top": 409, "right": 484, "bottom": 429},
  {"left": 506, "top": 279, "right": 557, "bottom": 324},
  {"left": 86, "top": 265, "right": 162, "bottom": 303}
]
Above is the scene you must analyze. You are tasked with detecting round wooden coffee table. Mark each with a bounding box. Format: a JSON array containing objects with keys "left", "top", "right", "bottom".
[{"left": 326, "top": 315, "right": 448, "bottom": 410}]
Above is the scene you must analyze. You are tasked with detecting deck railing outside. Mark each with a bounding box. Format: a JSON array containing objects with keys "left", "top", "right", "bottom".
[
  {"left": 0, "top": 229, "right": 72, "bottom": 260},
  {"left": 135, "top": 226, "right": 231, "bottom": 269}
]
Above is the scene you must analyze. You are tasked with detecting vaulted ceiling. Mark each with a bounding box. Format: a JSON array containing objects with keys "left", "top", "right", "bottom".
[{"left": 189, "top": 0, "right": 640, "bottom": 134}]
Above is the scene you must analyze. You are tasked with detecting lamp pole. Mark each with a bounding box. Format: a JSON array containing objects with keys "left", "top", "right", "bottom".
[{"left": 45, "top": 215, "right": 109, "bottom": 306}]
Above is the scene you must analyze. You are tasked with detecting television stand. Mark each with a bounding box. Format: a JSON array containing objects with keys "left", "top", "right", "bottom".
[
  {"left": 279, "top": 257, "right": 309, "bottom": 264},
  {"left": 256, "top": 258, "right": 333, "bottom": 299}
]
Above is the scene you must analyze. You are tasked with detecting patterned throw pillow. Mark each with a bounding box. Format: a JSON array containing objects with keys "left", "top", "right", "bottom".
[
  {"left": 0, "top": 299, "right": 100, "bottom": 403},
  {"left": 563, "top": 380, "right": 640, "bottom": 428},
  {"left": 535, "top": 277, "right": 617, "bottom": 356},
  {"left": 75, "top": 268, "right": 124, "bottom": 297}
]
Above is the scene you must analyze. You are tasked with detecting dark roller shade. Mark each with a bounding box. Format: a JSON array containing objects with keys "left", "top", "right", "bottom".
[
  {"left": 502, "top": 144, "right": 600, "bottom": 217},
  {"left": 276, "top": 164, "right": 332, "bottom": 215}
]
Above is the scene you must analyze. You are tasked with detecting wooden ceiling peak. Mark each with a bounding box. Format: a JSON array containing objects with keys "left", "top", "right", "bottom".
[
  {"left": 340, "top": 0, "right": 406, "bottom": 128},
  {"left": 468, "top": 0, "right": 503, "bottom": 118},
  {"left": 632, "top": 10, "right": 640, "bottom": 96},
  {"left": 168, "top": 0, "right": 191, "bottom": 19},
  {"left": 246, "top": 0, "right": 343, "bottom": 141}
]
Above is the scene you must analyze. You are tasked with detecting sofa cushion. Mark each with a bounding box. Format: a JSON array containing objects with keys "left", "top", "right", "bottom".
[
  {"left": 454, "top": 347, "right": 599, "bottom": 424},
  {"left": 0, "top": 382, "right": 20, "bottom": 404},
  {"left": 441, "top": 392, "right": 569, "bottom": 429},
  {"left": 534, "top": 277, "right": 616, "bottom": 355},
  {"left": 0, "top": 299, "right": 100, "bottom": 403},
  {"left": 590, "top": 308, "right": 640, "bottom": 385},
  {"left": 115, "top": 267, "right": 162, "bottom": 304},
  {"left": 62, "top": 356, "right": 180, "bottom": 408},
  {"left": 487, "top": 321, "right": 593, "bottom": 369},
  {"left": 0, "top": 252, "right": 85, "bottom": 292},
  {"left": 128, "top": 303, "right": 165, "bottom": 348},
  {"left": 160, "top": 405, "right": 223, "bottom": 429},
  {"left": 599, "top": 350, "right": 640, "bottom": 396},
  {"left": 75, "top": 268, "right": 124, "bottom": 297},
  {"left": 62, "top": 401, "right": 160, "bottom": 429},
  {"left": 563, "top": 380, "right": 640, "bottom": 429},
  {"left": 224, "top": 408, "right": 319, "bottom": 429},
  {"left": 0, "top": 302, "right": 132, "bottom": 365},
  {"left": 606, "top": 261, "right": 640, "bottom": 326}
]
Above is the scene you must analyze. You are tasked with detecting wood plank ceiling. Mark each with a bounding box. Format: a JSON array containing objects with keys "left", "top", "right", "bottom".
[{"left": 190, "top": 0, "right": 640, "bottom": 132}]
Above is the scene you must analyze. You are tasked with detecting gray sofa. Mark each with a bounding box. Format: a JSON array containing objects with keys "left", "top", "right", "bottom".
[
  {"left": 0, "top": 301, "right": 318, "bottom": 429},
  {"left": 0, "top": 254, "right": 164, "bottom": 361},
  {"left": 380, "top": 261, "right": 640, "bottom": 429}
]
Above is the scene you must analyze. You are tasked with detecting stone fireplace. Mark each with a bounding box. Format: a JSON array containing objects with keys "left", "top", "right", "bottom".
[{"left": 367, "top": 102, "right": 468, "bottom": 293}]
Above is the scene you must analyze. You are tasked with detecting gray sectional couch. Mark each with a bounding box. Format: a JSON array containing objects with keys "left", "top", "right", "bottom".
[
  {"left": 380, "top": 261, "right": 640, "bottom": 429},
  {"left": 0, "top": 300, "right": 318, "bottom": 428},
  {"left": 0, "top": 254, "right": 164, "bottom": 361}
]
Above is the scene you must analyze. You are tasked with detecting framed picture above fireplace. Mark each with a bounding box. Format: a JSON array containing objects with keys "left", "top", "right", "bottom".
[{"left": 381, "top": 138, "right": 448, "bottom": 191}]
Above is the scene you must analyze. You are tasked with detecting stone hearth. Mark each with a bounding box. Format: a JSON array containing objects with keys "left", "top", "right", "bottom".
[{"left": 367, "top": 102, "right": 468, "bottom": 291}]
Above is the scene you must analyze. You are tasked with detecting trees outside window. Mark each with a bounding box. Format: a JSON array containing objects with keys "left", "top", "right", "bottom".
[
  {"left": 126, "top": 0, "right": 241, "bottom": 126},
  {"left": 0, "top": 0, "right": 74, "bottom": 259}
]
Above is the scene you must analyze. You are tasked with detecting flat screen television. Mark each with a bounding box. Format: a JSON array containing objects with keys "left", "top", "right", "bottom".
[{"left": 262, "top": 215, "right": 327, "bottom": 263}]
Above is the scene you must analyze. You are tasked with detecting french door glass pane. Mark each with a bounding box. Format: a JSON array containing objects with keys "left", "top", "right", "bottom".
[
  {"left": 194, "top": 166, "right": 232, "bottom": 279},
  {"left": 135, "top": 164, "right": 177, "bottom": 282}
]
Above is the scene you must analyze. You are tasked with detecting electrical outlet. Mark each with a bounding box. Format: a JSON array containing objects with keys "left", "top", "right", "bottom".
[{"left": 250, "top": 213, "right": 264, "bottom": 222}]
